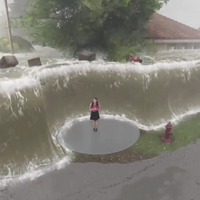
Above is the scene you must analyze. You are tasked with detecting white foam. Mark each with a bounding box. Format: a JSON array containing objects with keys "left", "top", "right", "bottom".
[
  {"left": 0, "top": 76, "right": 39, "bottom": 96},
  {"left": 37, "top": 59, "right": 200, "bottom": 80},
  {"left": 0, "top": 155, "right": 71, "bottom": 185},
  {"left": 0, "top": 59, "right": 199, "bottom": 96}
]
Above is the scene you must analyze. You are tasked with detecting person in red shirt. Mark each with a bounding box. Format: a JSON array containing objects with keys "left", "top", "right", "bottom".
[
  {"left": 89, "top": 97, "right": 100, "bottom": 132},
  {"left": 129, "top": 54, "right": 143, "bottom": 63}
]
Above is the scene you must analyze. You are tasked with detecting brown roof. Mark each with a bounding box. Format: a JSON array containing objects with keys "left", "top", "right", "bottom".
[{"left": 146, "top": 13, "right": 200, "bottom": 39}]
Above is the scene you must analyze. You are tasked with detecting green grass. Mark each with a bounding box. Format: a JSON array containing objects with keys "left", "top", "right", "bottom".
[{"left": 133, "top": 113, "right": 200, "bottom": 155}]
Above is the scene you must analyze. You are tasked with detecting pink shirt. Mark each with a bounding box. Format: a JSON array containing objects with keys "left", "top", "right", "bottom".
[{"left": 91, "top": 103, "right": 100, "bottom": 112}]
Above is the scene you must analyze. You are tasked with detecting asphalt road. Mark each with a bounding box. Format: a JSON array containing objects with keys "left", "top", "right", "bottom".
[{"left": 1, "top": 140, "right": 200, "bottom": 200}]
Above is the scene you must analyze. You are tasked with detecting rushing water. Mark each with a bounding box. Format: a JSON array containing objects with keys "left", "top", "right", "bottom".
[{"left": 1, "top": 48, "right": 200, "bottom": 178}]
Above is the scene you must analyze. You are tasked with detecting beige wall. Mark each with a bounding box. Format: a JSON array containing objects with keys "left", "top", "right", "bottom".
[
  {"left": 154, "top": 43, "right": 168, "bottom": 51},
  {"left": 185, "top": 43, "right": 194, "bottom": 49},
  {"left": 154, "top": 42, "right": 200, "bottom": 51},
  {"left": 150, "top": 39, "right": 200, "bottom": 51}
]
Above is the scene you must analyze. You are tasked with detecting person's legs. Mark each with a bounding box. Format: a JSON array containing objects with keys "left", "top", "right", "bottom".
[
  {"left": 93, "top": 120, "right": 95, "bottom": 130},
  {"left": 95, "top": 120, "right": 98, "bottom": 130}
]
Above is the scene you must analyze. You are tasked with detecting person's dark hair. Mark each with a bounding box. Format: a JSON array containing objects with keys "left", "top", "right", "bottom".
[{"left": 91, "top": 97, "right": 99, "bottom": 108}]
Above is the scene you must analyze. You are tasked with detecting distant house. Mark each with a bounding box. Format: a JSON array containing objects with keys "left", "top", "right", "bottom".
[{"left": 146, "top": 13, "right": 200, "bottom": 51}]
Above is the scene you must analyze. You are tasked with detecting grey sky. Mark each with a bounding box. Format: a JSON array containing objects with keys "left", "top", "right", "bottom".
[
  {"left": 0, "top": 0, "right": 199, "bottom": 29},
  {"left": 159, "top": 0, "right": 200, "bottom": 29}
]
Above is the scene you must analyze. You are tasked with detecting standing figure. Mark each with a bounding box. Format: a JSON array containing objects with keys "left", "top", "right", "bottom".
[{"left": 89, "top": 97, "right": 100, "bottom": 132}]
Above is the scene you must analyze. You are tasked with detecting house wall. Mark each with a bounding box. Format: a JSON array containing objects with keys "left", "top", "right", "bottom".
[
  {"left": 151, "top": 40, "right": 200, "bottom": 51},
  {"left": 185, "top": 43, "right": 194, "bottom": 49},
  {"left": 154, "top": 43, "right": 168, "bottom": 51},
  {"left": 194, "top": 43, "right": 200, "bottom": 49}
]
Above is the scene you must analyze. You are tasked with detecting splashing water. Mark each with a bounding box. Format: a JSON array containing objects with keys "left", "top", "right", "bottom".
[{"left": 0, "top": 48, "right": 200, "bottom": 178}]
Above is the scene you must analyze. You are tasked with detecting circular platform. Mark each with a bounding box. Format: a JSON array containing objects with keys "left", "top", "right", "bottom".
[{"left": 57, "top": 116, "right": 140, "bottom": 155}]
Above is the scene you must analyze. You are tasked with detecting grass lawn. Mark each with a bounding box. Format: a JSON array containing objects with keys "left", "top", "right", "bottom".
[{"left": 71, "top": 113, "right": 200, "bottom": 163}]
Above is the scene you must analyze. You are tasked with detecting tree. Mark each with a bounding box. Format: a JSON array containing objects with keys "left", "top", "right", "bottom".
[{"left": 15, "top": 0, "right": 169, "bottom": 60}]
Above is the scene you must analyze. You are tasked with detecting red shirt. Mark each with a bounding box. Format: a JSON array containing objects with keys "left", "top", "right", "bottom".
[{"left": 130, "top": 55, "right": 140, "bottom": 62}]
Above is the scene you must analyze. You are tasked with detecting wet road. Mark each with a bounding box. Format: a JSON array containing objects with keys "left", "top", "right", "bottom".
[{"left": 1, "top": 140, "right": 200, "bottom": 200}]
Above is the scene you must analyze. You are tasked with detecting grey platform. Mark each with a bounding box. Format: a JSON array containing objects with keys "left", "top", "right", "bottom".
[{"left": 57, "top": 117, "right": 140, "bottom": 155}]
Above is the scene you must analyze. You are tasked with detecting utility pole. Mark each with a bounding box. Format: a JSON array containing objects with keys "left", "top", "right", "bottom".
[{"left": 4, "top": 0, "right": 14, "bottom": 54}]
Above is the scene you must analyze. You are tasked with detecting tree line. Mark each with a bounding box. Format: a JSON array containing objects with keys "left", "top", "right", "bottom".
[{"left": 11, "top": 0, "right": 168, "bottom": 60}]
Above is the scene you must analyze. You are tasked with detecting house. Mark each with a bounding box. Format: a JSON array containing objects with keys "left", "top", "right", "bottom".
[{"left": 146, "top": 13, "right": 200, "bottom": 51}]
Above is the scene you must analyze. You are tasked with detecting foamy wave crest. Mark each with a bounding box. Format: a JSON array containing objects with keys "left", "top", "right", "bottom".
[
  {"left": 0, "top": 76, "right": 39, "bottom": 96},
  {"left": 0, "top": 59, "right": 199, "bottom": 96},
  {"left": 0, "top": 156, "right": 71, "bottom": 185},
  {"left": 36, "top": 59, "right": 200, "bottom": 79}
]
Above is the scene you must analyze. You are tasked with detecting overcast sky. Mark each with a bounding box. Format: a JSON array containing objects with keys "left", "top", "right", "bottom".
[
  {"left": 0, "top": 0, "right": 199, "bottom": 29},
  {"left": 159, "top": 0, "right": 200, "bottom": 29}
]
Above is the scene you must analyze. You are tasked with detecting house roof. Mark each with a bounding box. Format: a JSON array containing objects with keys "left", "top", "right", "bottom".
[{"left": 146, "top": 13, "right": 200, "bottom": 40}]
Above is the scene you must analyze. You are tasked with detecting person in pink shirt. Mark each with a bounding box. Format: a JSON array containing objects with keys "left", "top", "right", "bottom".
[{"left": 89, "top": 97, "right": 100, "bottom": 132}]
